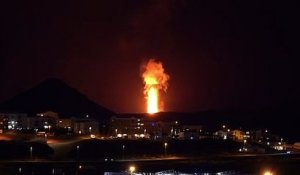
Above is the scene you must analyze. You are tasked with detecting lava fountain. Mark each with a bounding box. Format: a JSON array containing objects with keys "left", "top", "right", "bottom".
[{"left": 142, "top": 59, "right": 170, "bottom": 114}]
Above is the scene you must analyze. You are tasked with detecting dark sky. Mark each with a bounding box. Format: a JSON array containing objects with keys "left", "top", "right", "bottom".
[{"left": 0, "top": 0, "right": 299, "bottom": 113}]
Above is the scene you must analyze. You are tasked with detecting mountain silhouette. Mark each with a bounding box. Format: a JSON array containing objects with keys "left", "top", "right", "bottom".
[{"left": 0, "top": 78, "right": 114, "bottom": 119}]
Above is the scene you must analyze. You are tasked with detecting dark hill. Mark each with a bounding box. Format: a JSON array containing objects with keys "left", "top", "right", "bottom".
[{"left": 0, "top": 78, "right": 114, "bottom": 120}]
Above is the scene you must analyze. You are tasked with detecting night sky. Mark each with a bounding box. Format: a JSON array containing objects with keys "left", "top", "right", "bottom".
[{"left": 0, "top": 1, "right": 298, "bottom": 113}]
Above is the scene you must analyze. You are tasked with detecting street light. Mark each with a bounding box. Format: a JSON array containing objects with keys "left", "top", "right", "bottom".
[
  {"left": 45, "top": 133, "right": 48, "bottom": 141},
  {"left": 122, "top": 145, "right": 125, "bottom": 159},
  {"left": 30, "top": 146, "right": 33, "bottom": 159},
  {"left": 243, "top": 139, "right": 247, "bottom": 151},
  {"left": 164, "top": 142, "right": 168, "bottom": 155},
  {"left": 76, "top": 145, "right": 80, "bottom": 160},
  {"left": 129, "top": 166, "right": 136, "bottom": 174}
]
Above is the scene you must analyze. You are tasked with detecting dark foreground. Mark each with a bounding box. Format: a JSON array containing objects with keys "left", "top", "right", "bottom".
[{"left": 1, "top": 154, "right": 300, "bottom": 175}]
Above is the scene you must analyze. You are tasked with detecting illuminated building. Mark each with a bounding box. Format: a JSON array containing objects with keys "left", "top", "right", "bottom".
[
  {"left": 57, "top": 118, "right": 72, "bottom": 129},
  {"left": 73, "top": 119, "right": 99, "bottom": 135},
  {"left": 110, "top": 116, "right": 146, "bottom": 139},
  {"left": 110, "top": 116, "right": 182, "bottom": 140},
  {"left": 0, "top": 113, "right": 29, "bottom": 130},
  {"left": 231, "top": 130, "right": 246, "bottom": 142},
  {"left": 177, "top": 125, "right": 203, "bottom": 140}
]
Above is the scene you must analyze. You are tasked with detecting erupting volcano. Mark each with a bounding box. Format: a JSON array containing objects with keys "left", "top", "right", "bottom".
[{"left": 142, "top": 59, "right": 170, "bottom": 114}]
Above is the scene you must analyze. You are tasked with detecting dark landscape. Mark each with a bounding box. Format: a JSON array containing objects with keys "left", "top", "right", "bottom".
[{"left": 1, "top": 0, "right": 299, "bottom": 175}]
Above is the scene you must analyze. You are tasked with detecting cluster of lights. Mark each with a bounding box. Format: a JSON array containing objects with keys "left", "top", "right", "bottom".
[
  {"left": 272, "top": 141, "right": 285, "bottom": 150},
  {"left": 239, "top": 147, "right": 248, "bottom": 152},
  {"left": 116, "top": 133, "right": 146, "bottom": 138},
  {"left": 7, "top": 120, "right": 18, "bottom": 130},
  {"left": 113, "top": 118, "right": 149, "bottom": 139},
  {"left": 124, "top": 167, "right": 273, "bottom": 175},
  {"left": 44, "top": 125, "right": 51, "bottom": 129},
  {"left": 192, "top": 171, "right": 238, "bottom": 175},
  {"left": 134, "top": 133, "right": 145, "bottom": 138},
  {"left": 137, "top": 122, "right": 144, "bottom": 126},
  {"left": 104, "top": 158, "right": 114, "bottom": 162}
]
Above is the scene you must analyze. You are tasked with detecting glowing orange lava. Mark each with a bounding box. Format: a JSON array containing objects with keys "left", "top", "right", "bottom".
[
  {"left": 147, "top": 86, "right": 158, "bottom": 113},
  {"left": 142, "top": 59, "right": 169, "bottom": 114}
]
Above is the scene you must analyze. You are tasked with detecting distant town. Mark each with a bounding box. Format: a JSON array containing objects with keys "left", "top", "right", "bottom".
[
  {"left": 0, "top": 110, "right": 296, "bottom": 154},
  {"left": 0, "top": 79, "right": 299, "bottom": 175}
]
